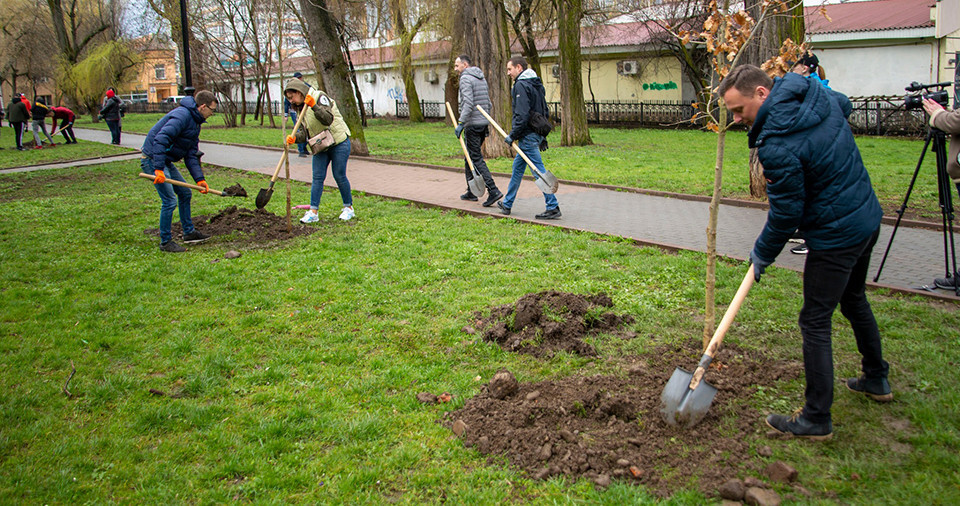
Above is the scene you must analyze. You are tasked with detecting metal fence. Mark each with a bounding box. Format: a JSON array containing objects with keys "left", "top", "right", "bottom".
[
  {"left": 847, "top": 97, "right": 926, "bottom": 136},
  {"left": 396, "top": 101, "right": 446, "bottom": 119},
  {"left": 398, "top": 100, "right": 697, "bottom": 127}
]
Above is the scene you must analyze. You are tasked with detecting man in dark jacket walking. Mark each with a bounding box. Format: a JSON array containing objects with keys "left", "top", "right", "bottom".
[
  {"left": 720, "top": 65, "right": 890, "bottom": 440},
  {"left": 454, "top": 54, "right": 503, "bottom": 206},
  {"left": 6, "top": 95, "right": 29, "bottom": 151},
  {"left": 30, "top": 97, "right": 56, "bottom": 148},
  {"left": 497, "top": 56, "right": 560, "bottom": 220},
  {"left": 141, "top": 91, "right": 218, "bottom": 252},
  {"left": 99, "top": 88, "right": 123, "bottom": 144}
]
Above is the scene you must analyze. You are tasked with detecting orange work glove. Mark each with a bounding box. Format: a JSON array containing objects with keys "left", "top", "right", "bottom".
[
  {"left": 303, "top": 95, "right": 316, "bottom": 107},
  {"left": 197, "top": 180, "right": 209, "bottom": 194},
  {"left": 153, "top": 170, "right": 166, "bottom": 184},
  {"left": 285, "top": 134, "right": 296, "bottom": 145}
]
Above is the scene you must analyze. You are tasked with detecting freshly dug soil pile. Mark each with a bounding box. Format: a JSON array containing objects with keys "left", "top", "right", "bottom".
[
  {"left": 145, "top": 206, "right": 317, "bottom": 243},
  {"left": 447, "top": 339, "right": 803, "bottom": 497},
  {"left": 476, "top": 291, "right": 636, "bottom": 357},
  {"left": 222, "top": 184, "right": 248, "bottom": 197}
]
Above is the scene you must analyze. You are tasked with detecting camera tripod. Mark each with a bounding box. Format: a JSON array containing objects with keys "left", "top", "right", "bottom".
[{"left": 874, "top": 126, "right": 959, "bottom": 296}]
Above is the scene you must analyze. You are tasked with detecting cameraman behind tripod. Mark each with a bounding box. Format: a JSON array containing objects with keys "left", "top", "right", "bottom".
[{"left": 922, "top": 98, "right": 960, "bottom": 289}]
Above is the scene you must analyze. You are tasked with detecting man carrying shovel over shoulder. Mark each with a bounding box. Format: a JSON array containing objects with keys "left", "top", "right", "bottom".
[
  {"left": 141, "top": 90, "right": 218, "bottom": 253},
  {"left": 454, "top": 54, "right": 503, "bottom": 206},
  {"left": 720, "top": 65, "right": 891, "bottom": 440}
]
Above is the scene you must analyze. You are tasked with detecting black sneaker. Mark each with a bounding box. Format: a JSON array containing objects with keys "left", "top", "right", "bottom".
[
  {"left": 791, "top": 244, "right": 808, "bottom": 254},
  {"left": 160, "top": 240, "right": 186, "bottom": 253},
  {"left": 535, "top": 207, "right": 562, "bottom": 220},
  {"left": 460, "top": 191, "right": 478, "bottom": 201},
  {"left": 496, "top": 201, "right": 511, "bottom": 215},
  {"left": 482, "top": 190, "right": 504, "bottom": 207},
  {"left": 934, "top": 271, "right": 958, "bottom": 290},
  {"left": 298, "top": 153, "right": 309, "bottom": 158},
  {"left": 765, "top": 411, "right": 833, "bottom": 440},
  {"left": 846, "top": 376, "right": 893, "bottom": 402},
  {"left": 182, "top": 231, "right": 211, "bottom": 244}
]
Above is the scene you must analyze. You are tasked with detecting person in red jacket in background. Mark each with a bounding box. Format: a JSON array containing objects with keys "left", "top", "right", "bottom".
[{"left": 49, "top": 106, "right": 77, "bottom": 144}]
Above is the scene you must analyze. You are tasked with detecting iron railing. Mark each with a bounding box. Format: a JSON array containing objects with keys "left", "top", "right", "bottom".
[
  {"left": 396, "top": 101, "right": 446, "bottom": 119},
  {"left": 127, "top": 100, "right": 375, "bottom": 119},
  {"left": 847, "top": 96, "right": 927, "bottom": 136},
  {"left": 397, "top": 100, "right": 698, "bottom": 127}
]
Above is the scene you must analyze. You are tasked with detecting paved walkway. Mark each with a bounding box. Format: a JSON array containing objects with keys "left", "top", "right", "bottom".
[{"left": 73, "top": 128, "right": 959, "bottom": 301}]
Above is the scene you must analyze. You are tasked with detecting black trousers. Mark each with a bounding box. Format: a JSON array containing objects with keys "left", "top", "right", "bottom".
[
  {"left": 463, "top": 125, "right": 499, "bottom": 194},
  {"left": 12, "top": 122, "right": 25, "bottom": 148},
  {"left": 59, "top": 120, "right": 76, "bottom": 143},
  {"left": 800, "top": 228, "right": 888, "bottom": 423}
]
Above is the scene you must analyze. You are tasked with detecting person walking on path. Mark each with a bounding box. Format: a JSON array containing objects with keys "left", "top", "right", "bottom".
[
  {"left": 6, "top": 95, "right": 29, "bottom": 151},
  {"left": 497, "top": 56, "right": 561, "bottom": 220},
  {"left": 454, "top": 54, "right": 503, "bottom": 207},
  {"left": 141, "top": 91, "right": 218, "bottom": 253},
  {"left": 99, "top": 88, "right": 123, "bottom": 144},
  {"left": 922, "top": 97, "right": 960, "bottom": 289},
  {"left": 49, "top": 106, "right": 77, "bottom": 144},
  {"left": 283, "top": 78, "right": 355, "bottom": 223},
  {"left": 283, "top": 72, "right": 311, "bottom": 158},
  {"left": 720, "top": 64, "right": 891, "bottom": 440},
  {"left": 30, "top": 98, "right": 56, "bottom": 148}
]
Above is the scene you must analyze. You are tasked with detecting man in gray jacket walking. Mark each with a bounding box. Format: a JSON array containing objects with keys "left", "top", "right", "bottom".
[{"left": 454, "top": 55, "right": 503, "bottom": 207}]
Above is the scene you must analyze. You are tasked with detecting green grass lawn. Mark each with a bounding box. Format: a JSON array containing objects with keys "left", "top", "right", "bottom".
[
  {"left": 77, "top": 113, "right": 941, "bottom": 220},
  {"left": 1, "top": 161, "right": 958, "bottom": 503},
  {"left": 0, "top": 133, "right": 132, "bottom": 170}
]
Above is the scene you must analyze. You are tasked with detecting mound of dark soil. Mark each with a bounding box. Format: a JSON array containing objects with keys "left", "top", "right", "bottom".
[
  {"left": 145, "top": 206, "right": 318, "bottom": 244},
  {"left": 447, "top": 339, "right": 803, "bottom": 497},
  {"left": 475, "top": 291, "right": 636, "bottom": 357}
]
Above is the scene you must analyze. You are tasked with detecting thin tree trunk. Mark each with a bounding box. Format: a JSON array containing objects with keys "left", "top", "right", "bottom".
[
  {"left": 704, "top": 104, "right": 728, "bottom": 348},
  {"left": 749, "top": 149, "right": 767, "bottom": 198},
  {"left": 398, "top": 31, "right": 425, "bottom": 122},
  {"left": 297, "top": 0, "right": 368, "bottom": 155},
  {"left": 556, "top": 0, "right": 592, "bottom": 146}
]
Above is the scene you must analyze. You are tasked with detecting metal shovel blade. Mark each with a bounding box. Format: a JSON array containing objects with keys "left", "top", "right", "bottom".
[
  {"left": 660, "top": 367, "right": 718, "bottom": 428},
  {"left": 534, "top": 170, "right": 560, "bottom": 194},
  {"left": 255, "top": 188, "right": 273, "bottom": 209},
  {"left": 467, "top": 175, "right": 485, "bottom": 199}
]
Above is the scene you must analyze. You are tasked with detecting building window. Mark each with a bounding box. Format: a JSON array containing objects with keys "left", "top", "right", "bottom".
[{"left": 155, "top": 64, "right": 166, "bottom": 80}]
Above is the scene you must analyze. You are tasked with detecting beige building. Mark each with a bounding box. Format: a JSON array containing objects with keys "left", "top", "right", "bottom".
[{"left": 123, "top": 38, "right": 179, "bottom": 103}]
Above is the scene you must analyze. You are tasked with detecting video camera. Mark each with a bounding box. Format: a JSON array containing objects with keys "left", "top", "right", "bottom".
[{"left": 904, "top": 81, "right": 951, "bottom": 111}]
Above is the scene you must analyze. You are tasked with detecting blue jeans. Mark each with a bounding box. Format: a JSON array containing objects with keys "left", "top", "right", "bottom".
[
  {"left": 310, "top": 137, "right": 352, "bottom": 209},
  {"left": 289, "top": 111, "right": 308, "bottom": 155},
  {"left": 142, "top": 157, "right": 195, "bottom": 244},
  {"left": 799, "top": 228, "right": 886, "bottom": 424},
  {"left": 501, "top": 133, "right": 558, "bottom": 210}
]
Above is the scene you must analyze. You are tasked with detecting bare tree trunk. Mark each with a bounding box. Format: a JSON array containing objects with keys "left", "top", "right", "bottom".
[
  {"left": 459, "top": 0, "right": 513, "bottom": 158},
  {"left": 748, "top": 149, "right": 767, "bottom": 198},
  {"left": 505, "top": 0, "right": 544, "bottom": 78},
  {"left": 336, "top": 20, "right": 367, "bottom": 127},
  {"left": 444, "top": 50, "right": 460, "bottom": 125},
  {"left": 704, "top": 104, "right": 728, "bottom": 348},
  {"left": 398, "top": 30, "right": 425, "bottom": 122},
  {"left": 556, "top": 0, "right": 592, "bottom": 146},
  {"left": 297, "top": 0, "right": 368, "bottom": 155}
]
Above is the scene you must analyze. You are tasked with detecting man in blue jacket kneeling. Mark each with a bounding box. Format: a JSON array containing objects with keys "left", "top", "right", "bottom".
[
  {"left": 720, "top": 65, "right": 891, "bottom": 440},
  {"left": 141, "top": 90, "right": 219, "bottom": 253}
]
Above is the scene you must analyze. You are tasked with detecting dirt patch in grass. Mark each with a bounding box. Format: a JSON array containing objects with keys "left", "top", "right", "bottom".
[
  {"left": 0, "top": 172, "right": 115, "bottom": 202},
  {"left": 145, "top": 206, "right": 318, "bottom": 243},
  {"left": 474, "top": 291, "right": 636, "bottom": 358},
  {"left": 451, "top": 293, "right": 806, "bottom": 497}
]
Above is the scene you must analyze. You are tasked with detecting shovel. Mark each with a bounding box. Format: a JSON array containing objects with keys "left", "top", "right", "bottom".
[
  {"left": 445, "top": 102, "right": 485, "bottom": 199},
  {"left": 256, "top": 104, "right": 308, "bottom": 209},
  {"left": 660, "top": 265, "right": 756, "bottom": 428},
  {"left": 475, "top": 105, "right": 559, "bottom": 194},
  {"left": 138, "top": 173, "right": 247, "bottom": 197}
]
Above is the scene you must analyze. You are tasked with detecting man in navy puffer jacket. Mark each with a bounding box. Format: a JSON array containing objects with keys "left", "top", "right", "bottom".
[
  {"left": 720, "top": 65, "right": 891, "bottom": 440},
  {"left": 141, "top": 91, "right": 218, "bottom": 252}
]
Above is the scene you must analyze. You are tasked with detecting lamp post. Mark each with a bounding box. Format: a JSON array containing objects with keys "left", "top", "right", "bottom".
[{"left": 179, "top": 0, "right": 194, "bottom": 96}]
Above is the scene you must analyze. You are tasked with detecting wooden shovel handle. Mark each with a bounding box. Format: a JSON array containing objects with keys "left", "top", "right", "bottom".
[
  {"left": 270, "top": 104, "right": 309, "bottom": 183},
  {"left": 445, "top": 102, "right": 477, "bottom": 174},
  {"left": 138, "top": 172, "right": 224, "bottom": 195},
  {"left": 687, "top": 265, "right": 756, "bottom": 389},
  {"left": 475, "top": 105, "right": 546, "bottom": 179}
]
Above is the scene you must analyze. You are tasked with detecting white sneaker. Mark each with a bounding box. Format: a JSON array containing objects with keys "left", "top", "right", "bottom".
[
  {"left": 300, "top": 210, "right": 319, "bottom": 223},
  {"left": 339, "top": 206, "right": 355, "bottom": 221}
]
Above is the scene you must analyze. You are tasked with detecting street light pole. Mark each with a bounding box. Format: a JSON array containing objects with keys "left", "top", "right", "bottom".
[{"left": 179, "top": 0, "right": 195, "bottom": 96}]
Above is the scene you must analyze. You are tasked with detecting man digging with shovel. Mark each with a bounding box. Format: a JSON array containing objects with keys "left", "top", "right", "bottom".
[
  {"left": 720, "top": 65, "right": 892, "bottom": 440},
  {"left": 141, "top": 90, "right": 218, "bottom": 253}
]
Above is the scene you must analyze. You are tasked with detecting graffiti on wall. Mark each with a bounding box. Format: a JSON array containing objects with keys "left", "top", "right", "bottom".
[
  {"left": 642, "top": 81, "right": 678, "bottom": 91},
  {"left": 387, "top": 86, "right": 405, "bottom": 101}
]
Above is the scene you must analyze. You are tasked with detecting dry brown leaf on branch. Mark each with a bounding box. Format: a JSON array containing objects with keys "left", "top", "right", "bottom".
[
  {"left": 706, "top": 122, "right": 720, "bottom": 133},
  {"left": 818, "top": 6, "right": 832, "bottom": 22}
]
